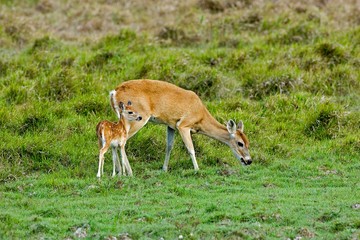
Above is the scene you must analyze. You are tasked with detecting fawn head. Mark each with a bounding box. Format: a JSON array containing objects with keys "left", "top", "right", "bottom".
[{"left": 119, "top": 101, "right": 142, "bottom": 121}]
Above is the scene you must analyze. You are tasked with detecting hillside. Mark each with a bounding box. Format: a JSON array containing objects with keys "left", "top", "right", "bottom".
[{"left": 0, "top": 0, "right": 359, "bottom": 239}]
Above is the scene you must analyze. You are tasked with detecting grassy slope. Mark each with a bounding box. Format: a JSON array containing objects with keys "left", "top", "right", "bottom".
[{"left": 0, "top": 0, "right": 359, "bottom": 239}]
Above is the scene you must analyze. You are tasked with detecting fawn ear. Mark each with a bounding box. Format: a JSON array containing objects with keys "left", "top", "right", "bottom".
[
  {"left": 226, "top": 120, "right": 237, "bottom": 134},
  {"left": 237, "top": 120, "right": 244, "bottom": 132},
  {"left": 127, "top": 100, "right": 132, "bottom": 106},
  {"left": 119, "top": 102, "right": 125, "bottom": 111}
]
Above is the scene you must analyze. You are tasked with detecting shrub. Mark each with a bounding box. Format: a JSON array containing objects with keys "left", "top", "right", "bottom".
[
  {"left": 244, "top": 74, "right": 302, "bottom": 100},
  {"left": 0, "top": 108, "right": 9, "bottom": 130},
  {"left": 268, "top": 22, "right": 319, "bottom": 45},
  {"left": 96, "top": 29, "right": 137, "bottom": 49},
  {"left": 72, "top": 98, "right": 110, "bottom": 116},
  {"left": 197, "top": 0, "right": 245, "bottom": 13},
  {"left": 23, "top": 64, "right": 40, "bottom": 79},
  {"left": 304, "top": 102, "right": 341, "bottom": 140},
  {"left": 85, "top": 52, "right": 114, "bottom": 71},
  {"left": 315, "top": 42, "right": 348, "bottom": 65},
  {"left": 36, "top": 69, "right": 78, "bottom": 101},
  {"left": 4, "top": 24, "right": 28, "bottom": 46},
  {"left": 198, "top": 0, "right": 225, "bottom": 13},
  {"left": 0, "top": 60, "right": 8, "bottom": 77},
  {"left": 4, "top": 85, "right": 27, "bottom": 105},
  {"left": 18, "top": 114, "right": 51, "bottom": 135},
  {"left": 61, "top": 57, "right": 75, "bottom": 67},
  {"left": 225, "top": 51, "right": 248, "bottom": 70},
  {"left": 126, "top": 125, "right": 164, "bottom": 163},
  {"left": 157, "top": 26, "right": 199, "bottom": 46},
  {"left": 177, "top": 68, "right": 221, "bottom": 100},
  {"left": 29, "top": 36, "right": 60, "bottom": 53},
  {"left": 311, "top": 65, "right": 358, "bottom": 96}
]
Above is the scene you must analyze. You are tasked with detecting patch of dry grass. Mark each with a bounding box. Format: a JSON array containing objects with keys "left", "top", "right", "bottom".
[{"left": 0, "top": 0, "right": 359, "bottom": 48}]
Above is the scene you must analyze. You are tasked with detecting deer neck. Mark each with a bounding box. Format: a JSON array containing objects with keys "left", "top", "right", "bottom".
[
  {"left": 199, "top": 111, "right": 230, "bottom": 145},
  {"left": 117, "top": 116, "right": 129, "bottom": 133}
]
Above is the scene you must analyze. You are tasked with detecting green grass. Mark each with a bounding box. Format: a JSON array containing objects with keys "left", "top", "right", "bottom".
[
  {"left": 0, "top": 0, "right": 360, "bottom": 239},
  {"left": 0, "top": 165, "right": 359, "bottom": 239}
]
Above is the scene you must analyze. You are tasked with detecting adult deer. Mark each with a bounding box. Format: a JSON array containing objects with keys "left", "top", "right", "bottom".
[
  {"left": 96, "top": 101, "right": 142, "bottom": 178},
  {"left": 110, "top": 79, "right": 252, "bottom": 171}
]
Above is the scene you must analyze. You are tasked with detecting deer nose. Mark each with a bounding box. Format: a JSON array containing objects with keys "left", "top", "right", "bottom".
[
  {"left": 240, "top": 157, "right": 252, "bottom": 166},
  {"left": 136, "top": 116, "right": 142, "bottom": 121}
]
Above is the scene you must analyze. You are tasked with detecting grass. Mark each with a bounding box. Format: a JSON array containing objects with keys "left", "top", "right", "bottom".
[
  {"left": 0, "top": 0, "right": 360, "bottom": 239},
  {"left": 1, "top": 165, "right": 359, "bottom": 239}
]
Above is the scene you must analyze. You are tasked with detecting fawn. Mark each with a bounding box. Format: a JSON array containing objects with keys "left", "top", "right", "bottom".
[{"left": 96, "top": 101, "right": 142, "bottom": 177}]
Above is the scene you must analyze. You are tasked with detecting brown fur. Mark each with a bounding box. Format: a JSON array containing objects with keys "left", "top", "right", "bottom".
[
  {"left": 96, "top": 103, "right": 140, "bottom": 177},
  {"left": 111, "top": 79, "right": 252, "bottom": 170}
]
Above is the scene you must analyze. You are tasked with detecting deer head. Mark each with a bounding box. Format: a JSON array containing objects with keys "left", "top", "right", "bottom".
[{"left": 226, "top": 120, "right": 252, "bottom": 165}]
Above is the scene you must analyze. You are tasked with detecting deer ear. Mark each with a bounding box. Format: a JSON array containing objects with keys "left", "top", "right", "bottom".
[
  {"left": 127, "top": 100, "right": 132, "bottom": 106},
  {"left": 227, "top": 120, "right": 237, "bottom": 134},
  {"left": 119, "top": 102, "right": 125, "bottom": 111},
  {"left": 237, "top": 120, "right": 244, "bottom": 132}
]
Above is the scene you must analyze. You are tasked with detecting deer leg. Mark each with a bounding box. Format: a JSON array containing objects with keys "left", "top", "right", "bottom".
[
  {"left": 118, "top": 147, "right": 126, "bottom": 176},
  {"left": 120, "top": 144, "right": 133, "bottom": 176},
  {"left": 119, "top": 139, "right": 127, "bottom": 176},
  {"left": 177, "top": 127, "right": 199, "bottom": 171},
  {"left": 111, "top": 146, "right": 121, "bottom": 177},
  {"left": 97, "top": 145, "right": 109, "bottom": 178},
  {"left": 97, "top": 152, "right": 103, "bottom": 178},
  {"left": 115, "top": 147, "right": 122, "bottom": 175},
  {"left": 163, "top": 126, "right": 176, "bottom": 171},
  {"left": 118, "top": 148, "right": 126, "bottom": 176}
]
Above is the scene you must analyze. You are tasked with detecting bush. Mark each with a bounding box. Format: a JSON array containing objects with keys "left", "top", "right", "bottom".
[
  {"left": 18, "top": 114, "right": 51, "bottom": 135},
  {"left": 267, "top": 22, "right": 319, "bottom": 45},
  {"left": 107, "top": 29, "right": 137, "bottom": 43},
  {"left": 85, "top": 52, "right": 115, "bottom": 71},
  {"left": 225, "top": 51, "right": 248, "bottom": 70},
  {"left": 244, "top": 74, "right": 302, "bottom": 100},
  {"left": 197, "top": 0, "right": 245, "bottom": 13},
  {"left": 36, "top": 69, "right": 78, "bottom": 101},
  {"left": 4, "top": 85, "right": 28, "bottom": 105},
  {"left": 311, "top": 65, "right": 358, "bottom": 95},
  {"left": 72, "top": 98, "right": 110, "bottom": 116},
  {"left": 315, "top": 42, "right": 348, "bottom": 65},
  {"left": 0, "top": 60, "right": 8, "bottom": 77},
  {"left": 304, "top": 102, "right": 341, "bottom": 140},
  {"left": 29, "top": 36, "right": 60, "bottom": 53},
  {"left": 157, "top": 26, "right": 200, "bottom": 46},
  {"left": 177, "top": 68, "right": 221, "bottom": 100},
  {"left": 96, "top": 29, "right": 137, "bottom": 49}
]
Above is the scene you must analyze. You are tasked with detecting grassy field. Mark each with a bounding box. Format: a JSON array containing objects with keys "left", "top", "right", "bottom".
[{"left": 0, "top": 0, "right": 359, "bottom": 239}]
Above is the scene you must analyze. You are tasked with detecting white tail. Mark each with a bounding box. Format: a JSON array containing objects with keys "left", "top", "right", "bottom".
[
  {"left": 96, "top": 101, "right": 142, "bottom": 178},
  {"left": 111, "top": 79, "right": 252, "bottom": 172},
  {"left": 110, "top": 90, "right": 120, "bottom": 119}
]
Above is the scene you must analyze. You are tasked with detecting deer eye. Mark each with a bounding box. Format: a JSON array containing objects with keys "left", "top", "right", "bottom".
[
  {"left": 128, "top": 111, "right": 133, "bottom": 114},
  {"left": 237, "top": 142, "right": 244, "bottom": 148}
]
